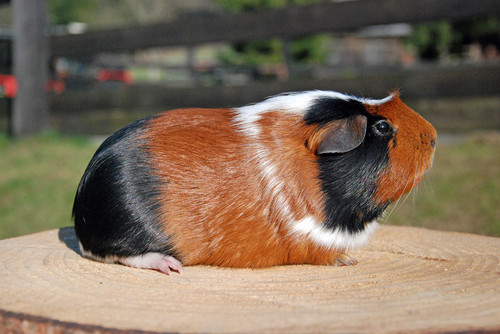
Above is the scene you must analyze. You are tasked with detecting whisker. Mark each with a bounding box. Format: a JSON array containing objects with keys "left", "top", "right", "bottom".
[
  {"left": 383, "top": 169, "right": 414, "bottom": 223},
  {"left": 397, "top": 177, "right": 415, "bottom": 212},
  {"left": 424, "top": 169, "right": 435, "bottom": 195},
  {"left": 411, "top": 160, "right": 422, "bottom": 205}
]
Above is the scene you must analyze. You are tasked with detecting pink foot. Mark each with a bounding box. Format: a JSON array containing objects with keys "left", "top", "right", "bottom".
[{"left": 118, "top": 252, "right": 183, "bottom": 275}]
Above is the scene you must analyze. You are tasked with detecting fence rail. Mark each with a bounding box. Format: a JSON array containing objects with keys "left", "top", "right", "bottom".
[
  {"left": 50, "top": 63, "right": 500, "bottom": 112},
  {"left": 50, "top": 0, "right": 500, "bottom": 58}
]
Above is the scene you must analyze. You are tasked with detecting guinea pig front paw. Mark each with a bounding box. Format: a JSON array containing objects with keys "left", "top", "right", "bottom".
[
  {"left": 118, "top": 252, "right": 183, "bottom": 275},
  {"left": 332, "top": 253, "right": 358, "bottom": 266}
]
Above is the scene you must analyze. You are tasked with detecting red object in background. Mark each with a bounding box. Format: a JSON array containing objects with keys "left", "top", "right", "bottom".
[
  {"left": 0, "top": 74, "right": 18, "bottom": 98},
  {"left": 0, "top": 75, "right": 65, "bottom": 96},
  {"left": 96, "top": 69, "right": 134, "bottom": 84},
  {"left": 45, "top": 79, "right": 66, "bottom": 94}
]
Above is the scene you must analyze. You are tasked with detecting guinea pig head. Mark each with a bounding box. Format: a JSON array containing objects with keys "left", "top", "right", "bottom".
[
  {"left": 304, "top": 92, "right": 436, "bottom": 235},
  {"left": 363, "top": 93, "right": 437, "bottom": 203}
]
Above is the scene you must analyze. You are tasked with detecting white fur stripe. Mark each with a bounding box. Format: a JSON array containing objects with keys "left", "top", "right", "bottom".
[
  {"left": 291, "top": 216, "right": 379, "bottom": 250},
  {"left": 247, "top": 145, "right": 292, "bottom": 218},
  {"left": 233, "top": 90, "right": 394, "bottom": 136},
  {"left": 234, "top": 91, "right": 349, "bottom": 136},
  {"left": 233, "top": 91, "right": 387, "bottom": 251},
  {"left": 361, "top": 94, "right": 395, "bottom": 106}
]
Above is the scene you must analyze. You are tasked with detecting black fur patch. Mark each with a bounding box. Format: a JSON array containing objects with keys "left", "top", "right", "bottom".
[
  {"left": 306, "top": 97, "right": 392, "bottom": 233},
  {"left": 73, "top": 116, "right": 177, "bottom": 259},
  {"left": 305, "top": 97, "right": 367, "bottom": 125}
]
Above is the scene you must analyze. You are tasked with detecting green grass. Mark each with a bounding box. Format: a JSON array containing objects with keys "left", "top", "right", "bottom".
[
  {"left": 0, "top": 131, "right": 499, "bottom": 240},
  {"left": 0, "top": 132, "right": 99, "bottom": 239},
  {"left": 385, "top": 132, "right": 500, "bottom": 237}
]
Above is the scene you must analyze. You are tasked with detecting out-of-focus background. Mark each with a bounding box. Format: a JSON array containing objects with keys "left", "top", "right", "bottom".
[{"left": 0, "top": 0, "right": 498, "bottom": 239}]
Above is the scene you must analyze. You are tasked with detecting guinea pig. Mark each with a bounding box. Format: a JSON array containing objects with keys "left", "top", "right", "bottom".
[{"left": 73, "top": 90, "right": 437, "bottom": 275}]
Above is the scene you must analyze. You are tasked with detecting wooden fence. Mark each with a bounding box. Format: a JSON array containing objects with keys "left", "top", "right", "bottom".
[
  {"left": 14, "top": 0, "right": 500, "bottom": 134},
  {"left": 51, "top": 64, "right": 499, "bottom": 112},
  {"left": 48, "top": 62, "right": 500, "bottom": 134},
  {"left": 50, "top": 0, "right": 499, "bottom": 57}
]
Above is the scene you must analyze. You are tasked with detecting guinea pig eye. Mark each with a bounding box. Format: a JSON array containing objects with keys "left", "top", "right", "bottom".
[{"left": 373, "top": 120, "right": 394, "bottom": 137}]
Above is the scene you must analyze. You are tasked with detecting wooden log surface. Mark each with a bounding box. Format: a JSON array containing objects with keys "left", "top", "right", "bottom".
[{"left": 0, "top": 225, "right": 499, "bottom": 333}]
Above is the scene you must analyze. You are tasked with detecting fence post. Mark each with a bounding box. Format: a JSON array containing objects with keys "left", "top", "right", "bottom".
[{"left": 11, "top": 0, "right": 49, "bottom": 137}]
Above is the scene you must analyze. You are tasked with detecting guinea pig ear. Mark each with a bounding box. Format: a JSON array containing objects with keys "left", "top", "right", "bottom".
[{"left": 316, "top": 115, "right": 367, "bottom": 155}]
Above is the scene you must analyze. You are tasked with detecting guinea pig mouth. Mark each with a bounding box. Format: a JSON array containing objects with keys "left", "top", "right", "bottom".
[
  {"left": 429, "top": 146, "right": 437, "bottom": 168},
  {"left": 406, "top": 158, "right": 434, "bottom": 194},
  {"left": 421, "top": 149, "right": 436, "bottom": 175},
  {"left": 376, "top": 157, "right": 433, "bottom": 203},
  {"left": 413, "top": 142, "right": 436, "bottom": 176}
]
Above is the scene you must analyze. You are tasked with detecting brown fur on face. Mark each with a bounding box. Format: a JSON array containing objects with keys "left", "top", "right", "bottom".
[{"left": 364, "top": 94, "right": 437, "bottom": 203}]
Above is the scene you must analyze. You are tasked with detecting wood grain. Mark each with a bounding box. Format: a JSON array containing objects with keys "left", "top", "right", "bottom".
[{"left": 0, "top": 225, "right": 499, "bottom": 333}]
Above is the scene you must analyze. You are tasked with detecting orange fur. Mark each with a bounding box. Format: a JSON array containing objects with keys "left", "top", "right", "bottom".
[
  {"left": 144, "top": 108, "right": 346, "bottom": 267},
  {"left": 142, "top": 95, "right": 436, "bottom": 268},
  {"left": 364, "top": 94, "right": 437, "bottom": 203}
]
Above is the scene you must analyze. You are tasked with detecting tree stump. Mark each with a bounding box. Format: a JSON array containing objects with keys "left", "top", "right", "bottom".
[{"left": 0, "top": 225, "right": 499, "bottom": 333}]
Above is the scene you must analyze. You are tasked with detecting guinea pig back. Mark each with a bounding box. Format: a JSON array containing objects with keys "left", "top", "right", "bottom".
[{"left": 73, "top": 90, "right": 437, "bottom": 274}]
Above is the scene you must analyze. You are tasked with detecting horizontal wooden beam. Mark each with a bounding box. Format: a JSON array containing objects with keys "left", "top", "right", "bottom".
[
  {"left": 50, "top": 64, "right": 500, "bottom": 112},
  {"left": 50, "top": 0, "right": 500, "bottom": 58}
]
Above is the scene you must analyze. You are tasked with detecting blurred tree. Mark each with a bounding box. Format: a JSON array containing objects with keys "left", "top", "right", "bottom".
[
  {"left": 216, "top": 0, "right": 284, "bottom": 12},
  {"left": 407, "top": 17, "right": 500, "bottom": 61},
  {"left": 48, "top": 0, "right": 99, "bottom": 25},
  {"left": 216, "top": 0, "right": 329, "bottom": 66},
  {"left": 48, "top": 0, "right": 217, "bottom": 28},
  {"left": 406, "top": 21, "right": 454, "bottom": 60},
  {"left": 122, "top": 0, "right": 171, "bottom": 23},
  {"left": 451, "top": 17, "right": 500, "bottom": 55}
]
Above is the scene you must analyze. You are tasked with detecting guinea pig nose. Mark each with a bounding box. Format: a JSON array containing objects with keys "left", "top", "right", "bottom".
[{"left": 430, "top": 139, "right": 436, "bottom": 148}]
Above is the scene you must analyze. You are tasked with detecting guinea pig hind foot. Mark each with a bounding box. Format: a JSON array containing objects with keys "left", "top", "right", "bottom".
[
  {"left": 118, "top": 252, "right": 183, "bottom": 275},
  {"left": 333, "top": 253, "right": 358, "bottom": 266}
]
